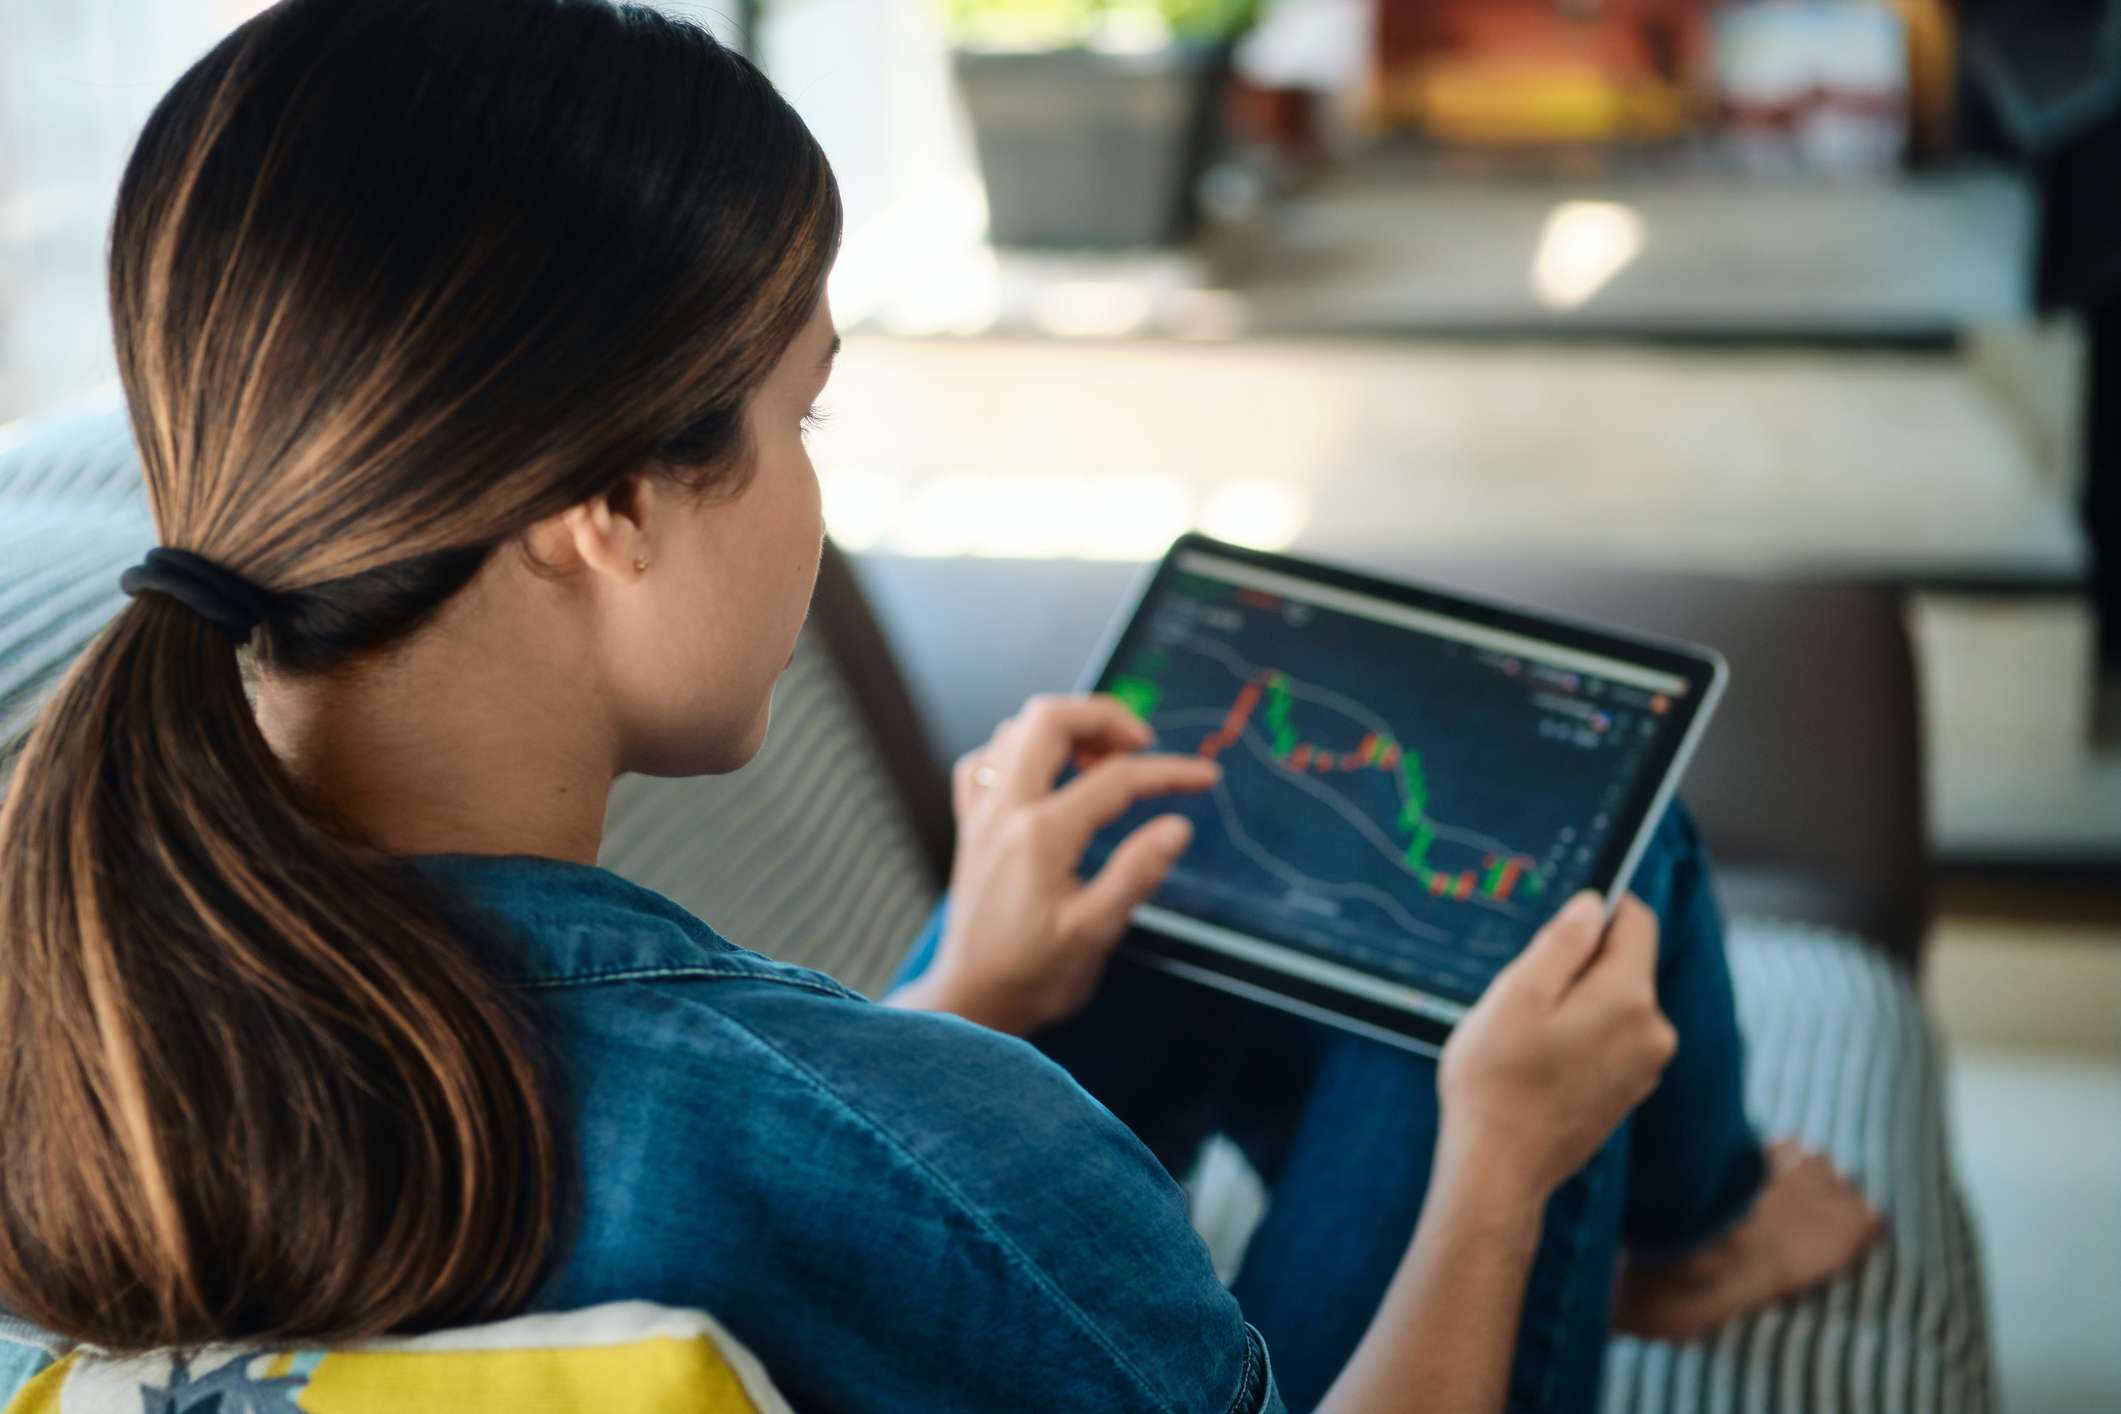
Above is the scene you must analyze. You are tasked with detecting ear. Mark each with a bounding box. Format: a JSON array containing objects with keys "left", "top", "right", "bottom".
[{"left": 523, "top": 475, "right": 657, "bottom": 582}]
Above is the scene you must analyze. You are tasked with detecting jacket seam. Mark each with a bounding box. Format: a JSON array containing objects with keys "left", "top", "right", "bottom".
[
  {"left": 1227, "top": 1321, "right": 1275, "bottom": 1414},
  {"left": 506, "top": 963, "right": 859, "bottom": 1002},
  {"left": 705, "top": 1007, "right": 1180, "bottom": 1411}
]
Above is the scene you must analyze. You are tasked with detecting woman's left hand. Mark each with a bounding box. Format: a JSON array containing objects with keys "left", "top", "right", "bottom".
[{"left": 893, "top": 694, "right": 1220, "bottom": 1037}]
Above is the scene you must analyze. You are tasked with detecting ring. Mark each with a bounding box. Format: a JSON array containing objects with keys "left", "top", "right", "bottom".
[{"left": 972, "top": 763, "right": 1000, "bottom": 789}]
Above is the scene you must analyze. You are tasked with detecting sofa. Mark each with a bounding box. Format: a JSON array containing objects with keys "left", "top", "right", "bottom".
[{"left": 0, "top": 408, "right": 1994, "bottom": 1411}]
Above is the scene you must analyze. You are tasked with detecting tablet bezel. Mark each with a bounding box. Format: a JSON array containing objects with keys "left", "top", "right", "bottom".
[{"left": 1076, "top": 532, "right": 1729, "bottom": 1056}]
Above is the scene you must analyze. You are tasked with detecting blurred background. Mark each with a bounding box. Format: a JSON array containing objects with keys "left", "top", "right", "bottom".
[{"left": 1, "top": 0, "right": 2116, "bottom": 1407}]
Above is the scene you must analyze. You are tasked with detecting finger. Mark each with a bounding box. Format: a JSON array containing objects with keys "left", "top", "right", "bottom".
[
  {"left": 1041, "top": 752, "right": 1221, "bottom": 850},
  {"left": 1002, "top": 695, "right": 1155, "bottom": 778},
  {"left": 1070, "top": 739, "right": 1137, "bottom": 774},
  {"left": 1500, "top": 891, "right": 1607, "bottom": 1001},
  {"left": 1059, "top": 814, "right": 1194, "bottom": 950},
  {"left": 952, "top": 749, "right": 985, "bottom": 819},
  {"left": 1576, "top": 893, "right": 1659, "bottom": 1002},
  {"left": 990, "top": 695, "right": 1154, "bottom": 803}
]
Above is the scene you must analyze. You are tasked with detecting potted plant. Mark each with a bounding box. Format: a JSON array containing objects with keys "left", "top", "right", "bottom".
[{"left": 947, "top": 0, "right": 1261, "bottom": 247}]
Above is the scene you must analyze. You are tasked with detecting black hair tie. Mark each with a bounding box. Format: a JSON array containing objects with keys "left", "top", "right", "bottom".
[{"left": 119, "top": 547, "right": 276, "bottom": 645}]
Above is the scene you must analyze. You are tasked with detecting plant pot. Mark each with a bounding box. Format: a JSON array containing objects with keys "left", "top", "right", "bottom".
[{"left": 954, "top": 42, "right": 1231, "bottom": 249}]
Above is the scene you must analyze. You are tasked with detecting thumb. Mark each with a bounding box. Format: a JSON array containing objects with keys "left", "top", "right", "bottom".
[
  {"left": 1500, "top": 891, "right": 1607, "bottom": 1000},
  {"left": 1059, "top": 814, "right": 1193, "bottom": 952}
]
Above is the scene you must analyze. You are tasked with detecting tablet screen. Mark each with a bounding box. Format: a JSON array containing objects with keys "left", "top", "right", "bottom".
[{"left": 1083, "top": 547, "right": 1703, "bottom": 1022}]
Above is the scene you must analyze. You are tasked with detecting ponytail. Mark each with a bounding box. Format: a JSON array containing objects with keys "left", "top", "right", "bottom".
[{"left": 0, "top": 594, "right": 561, "bottom": 1346}]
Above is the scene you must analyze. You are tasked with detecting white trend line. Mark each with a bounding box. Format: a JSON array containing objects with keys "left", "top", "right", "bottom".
[
  {"left": 1142, "top": 708, "right": 1524, "bottom": 954},
  {"left": 1164, "top": 633, "right": 1549, "bottom": 886},
  {"left": 1175, "top": 633, "right": 1397, "bottom": 742},
  {"left": 1226, "top": 725, "right": 1527, "bottom": 924},
  {"left": 1194, "top": 778, "right": 1483, "bottom": 960}
]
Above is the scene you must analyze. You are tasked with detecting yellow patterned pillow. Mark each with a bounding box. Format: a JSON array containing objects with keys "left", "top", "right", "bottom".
[{"left": 5, "top": 1302, "right": 788, "bottom": 1414}]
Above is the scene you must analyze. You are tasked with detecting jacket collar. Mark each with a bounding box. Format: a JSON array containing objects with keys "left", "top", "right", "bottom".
[{"left": 404, "top": 853, "right": 863, "bottom": 1001}]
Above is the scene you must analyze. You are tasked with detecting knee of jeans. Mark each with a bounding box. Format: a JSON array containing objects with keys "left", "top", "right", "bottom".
[
  {"left": 1657, "top": 797, "right": 1706, "bottom": 856},
  {"left": 1620, "top": 812, "right": 1681, "bottom": 910},
  {"left": 1611, "top": 804, "right": 1706, "bottom": 953},
  {"left": 1637, "top": 800, "right": 1709, "bottom": 887},
  {"left": 1642, "top": 801, "right": 1729, "bottom": 967}
]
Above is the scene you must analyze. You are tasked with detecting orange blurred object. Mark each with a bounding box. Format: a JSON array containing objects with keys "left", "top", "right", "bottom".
[
  {"left": 1369, "top": 0, "right": 1712, "bottom": 146},
  {"left": 1884, "top": 0, "right": 1958, "bottom": 158}
]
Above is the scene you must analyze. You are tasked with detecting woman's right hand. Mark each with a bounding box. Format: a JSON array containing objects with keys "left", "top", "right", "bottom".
[
  {"left": 902, "top": 694, "right": 1220, "bottom": 1038},
  {"left": 1436, "top": 891, "right": 1677, "bottom": 1203}
]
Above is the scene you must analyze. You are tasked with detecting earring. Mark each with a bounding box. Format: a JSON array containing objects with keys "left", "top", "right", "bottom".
[{"left": 634, "top": 555, "right": 649, "bottom": 574}]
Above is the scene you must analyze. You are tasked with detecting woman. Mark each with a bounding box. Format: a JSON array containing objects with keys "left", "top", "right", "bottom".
[{"left": 0, "top": 3, "right": 1880, "bottom": 1410}]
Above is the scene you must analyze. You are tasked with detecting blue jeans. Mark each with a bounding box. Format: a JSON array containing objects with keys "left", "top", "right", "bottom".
[{"left": 892, "top": 801, "right": 1764, "bottom": 1413}]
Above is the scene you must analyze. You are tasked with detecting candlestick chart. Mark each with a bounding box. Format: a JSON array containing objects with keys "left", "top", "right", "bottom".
[{"left": 1085, "top": 566, "right": 1674, "bottom": 1005}]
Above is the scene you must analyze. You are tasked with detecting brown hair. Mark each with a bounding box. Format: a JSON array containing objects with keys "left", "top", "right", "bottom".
[{"left": 0, "top": 0, "right": 838, "bottom": 1349}]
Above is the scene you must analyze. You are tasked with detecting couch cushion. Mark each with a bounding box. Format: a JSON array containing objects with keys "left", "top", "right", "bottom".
[
  {"left": 0, "top": 410, "right": 147, "bottom": 510},
  {"left": 0, "top": 412, "right": 152, "bottom": 755},
  {"left": 1601, "top": 920, "right": 1995, "bottom": 1413}
]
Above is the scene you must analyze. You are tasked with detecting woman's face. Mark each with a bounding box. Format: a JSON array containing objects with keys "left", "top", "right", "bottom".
[{"left": 607, "top": 297, "right": 837, "bottom": 777}]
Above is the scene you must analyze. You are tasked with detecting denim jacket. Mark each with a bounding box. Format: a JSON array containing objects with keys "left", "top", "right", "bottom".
[{"left": 411, "top": 853, "right": 1282, "bottom": 1414}]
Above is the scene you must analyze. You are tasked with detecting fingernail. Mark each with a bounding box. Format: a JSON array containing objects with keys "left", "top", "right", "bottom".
[
  {"left": 1562, "top": 891, "right": 1603, "bottom": 923},
  {"left": 1154, "top": 816, "right": 1193, "bottom": 853}
]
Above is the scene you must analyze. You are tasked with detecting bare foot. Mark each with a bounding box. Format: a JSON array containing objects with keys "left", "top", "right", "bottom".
[{"left": 1612, "top": 1139, "right": 1886, "bottom": 1342}]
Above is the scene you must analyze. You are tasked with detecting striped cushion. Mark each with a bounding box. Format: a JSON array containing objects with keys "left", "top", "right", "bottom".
[
  {"left": 0, "top": 410, "right": 149, "bottom": 508},
  {"left": 1600, "top": 921, "right": 1996, "bottom": 1414},
  {"left": 0, "top": 413, "right": 152, "bottom": 757}
]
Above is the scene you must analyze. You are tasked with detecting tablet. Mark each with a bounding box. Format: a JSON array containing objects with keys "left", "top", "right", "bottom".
[{"left": 1076, "top": 534, "right": 1727, "bottom": 1056}]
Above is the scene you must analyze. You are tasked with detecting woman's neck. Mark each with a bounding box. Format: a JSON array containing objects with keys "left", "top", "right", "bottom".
[{"left": 252, "top": 578, "right": 619, "bottom": 867}]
